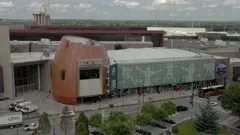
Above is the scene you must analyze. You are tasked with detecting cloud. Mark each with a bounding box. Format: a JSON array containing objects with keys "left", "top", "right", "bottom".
[
  {"left": 222, "top": 0, "right": 239, "bottom": 6},
  {"left": 142, "top": 6, "right": 156, "bottom": 11},
  {"left": 0, "top": 1, "right": 13, "bottom": 8},
  {"left": 169, "top": 13, "right": 177, "bottom": 16},
  {"left": 185, "top": 7, "right": 198, "bottom": 11},
  {"left": 29, "top": 1, "right": 42, "bottom": 11},
  {"left": 52, "top": 4, "right": 70, "bottom": 12},
  {"left": 74, "top": 3, "right": 92, "bottom": 9},
  {"left": 202, "top": 4, "right": 218, "bottom": 8},
  {"left": 232, "top": 6, "right": 240, "bottom": 8},
  {"left": 113, "top": 0, "right": 140, "bottom": 8},
  {"left": 153, "top": 0, "right": 191, "bottom": 5}
]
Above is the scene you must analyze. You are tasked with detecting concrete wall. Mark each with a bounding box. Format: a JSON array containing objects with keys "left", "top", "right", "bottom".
[
  {"left": 40, "top": 61, "right": 52, "bottom": 92},
  {"left": 0, "top": 26, "right": 14, "bottom": 99}
]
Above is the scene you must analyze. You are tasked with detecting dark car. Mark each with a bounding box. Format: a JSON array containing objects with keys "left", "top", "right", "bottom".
[
  {"left": 91, "top": 131, "right": 104, "bottom": 135},
  {"left": 217, "top": 96, "right": 222, "bottom": 101},
  {"left": 176, "top": 106, "right": 188, "bottom": 112}
]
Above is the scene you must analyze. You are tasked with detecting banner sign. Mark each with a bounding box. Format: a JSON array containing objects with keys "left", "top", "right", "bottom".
[
  {"left": 78, "top": 59, "right": 102, "bottom": 67},
  {"left": 216, "top": 61, "right": 227, "bottom": 76},
  {"left": 109, "top": 64, "right": 118, "bottom": 94}
]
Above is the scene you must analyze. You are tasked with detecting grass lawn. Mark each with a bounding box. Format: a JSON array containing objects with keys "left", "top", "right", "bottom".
[{"left": 178, "top": 120, "right": 234, "bottom": 135}]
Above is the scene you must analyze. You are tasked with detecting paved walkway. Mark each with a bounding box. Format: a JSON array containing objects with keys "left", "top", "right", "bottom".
[{"left": 17, "top": 90, "right": 193, "bottom": 115}]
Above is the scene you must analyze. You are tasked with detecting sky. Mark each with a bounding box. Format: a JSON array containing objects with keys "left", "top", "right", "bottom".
[{"left": 0, "top": 0, "right": 239, "bottom": 21}]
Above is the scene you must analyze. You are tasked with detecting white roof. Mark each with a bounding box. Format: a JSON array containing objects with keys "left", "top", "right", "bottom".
[
  {"left": 107, "top": 48, "right": 213, "bottom": 64},
  {"left": 11, "top": 52, "right": 55, "bottom": 64}
]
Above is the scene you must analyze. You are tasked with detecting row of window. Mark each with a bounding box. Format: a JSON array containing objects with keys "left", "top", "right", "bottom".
[{"left": 60, "top": 69, "right": 100, "bottom": 80}]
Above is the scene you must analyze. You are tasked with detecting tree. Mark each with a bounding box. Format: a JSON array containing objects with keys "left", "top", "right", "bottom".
[
  {"left": 89, "top": 113, "right": 102, "bottom": 128},
  {"left": 135, "top": 113, "right": 152, "bottom": 126},
  {"left": 152, "top": 108, "right": 168, "bottom": 121},
  {"left": 75, "top": 122, "right": 88, "bottom": 135},
  {"left": 60, "top": 106, "right": 73, "bottom": 135},
  {"left": 101, "top": 111, "right": 134, "bottom": 135},
  {"left": 108, "top": 122, "right": 132, "bottom": 135},
  {"left": 161, "top": 101, "right": 176, "bottom": 115},
  {"left": 38, "top": 112, "right": 51, "bottom": 135},
  {"left": 75, "top": 112, "right": 89, "bottom": 134},
  {"left": 194, "top": 98, "right": 219, "bottom": 134},
  {"left": 141, "top": 104, "right": 157, "bottom": 115},
  {"left": 221, "top": 82, "right": 240, "bottom": 117}
]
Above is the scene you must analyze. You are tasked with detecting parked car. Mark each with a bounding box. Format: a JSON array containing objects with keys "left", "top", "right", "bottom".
[
  {"left": 24, "top": 123, "right": 39, "bottom": 131},
  {"left": 91, "top": 131, "right": 104, "bottom": 135},
  {"left": 210, "top": 101, "right": 218, "bottom": 106},
  {"left": 176, "top": 106, "right": 188, "bottom": 112},
  {"left": 9, "top": 98, "right": 25, "bottom": 111},
  {"left": 15, "top": 101, "right": 31, "bottom": 112},
  {"left": 21, "top": 104, "right": 38, "bottom": 114},
  {"left": 59, "top": 111, "right": 75, "bottom": 117}
]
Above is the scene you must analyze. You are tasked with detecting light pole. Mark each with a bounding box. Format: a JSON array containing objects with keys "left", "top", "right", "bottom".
[
  {"left": 191, "top": 82, "right": 194, "bottom": 120},
  {"left": 98, "top": 96, "right": 101, "bottom": 109},
  {"left": 152, "top": 84, "right": 154, "bottom": 102},
  {"left": 16, "top": 126, "right": 19, "bottom": 135},
  {"left": 53, "top": 118, "right": 56, "bottom": 134},
  {"left": 142, "top": 84, "right": 145, "bottom": 103},
  {"left": 73, "top": 99, "right": 76, "bottom": 112},
  {"left": 122, "top": 91, "right": 124, "bottom": 106}
]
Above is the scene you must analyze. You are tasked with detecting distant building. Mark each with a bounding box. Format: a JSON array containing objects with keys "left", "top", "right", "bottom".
[{"left": 9, "top": 25, "right": 164, "bottom": 47}]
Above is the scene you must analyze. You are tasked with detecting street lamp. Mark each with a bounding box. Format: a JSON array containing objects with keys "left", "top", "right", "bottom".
[
  {"left": 142, "top": 84, "right": 145, "bottom": 103},
  {"left": 98, "top": 96, "right": 101, "bottom": 109},
  {"left": 16, "top": 125, "right": 19, "bottom": 135},
  {"left": 53, "top": 118, "right": 56, "bottom": 134},
  {"left": 152, "top": 84, "right": 155, "bottom": 102},
  {"left": 73, "top": 99, "right": 76, "bottom": 112},
  {"left": 122, "top": 89, "right": 124, "bottom": 106},
  {"left": 190, "top": 82, "right": 194, "bottom": 120}
]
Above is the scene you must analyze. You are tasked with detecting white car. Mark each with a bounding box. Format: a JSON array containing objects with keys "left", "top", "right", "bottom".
[
  {"left": 210, "top": 101, "right": 218, "bottom": 106},
  {"left": 59, "top": 111, "right": 75, "bottom": 117},
  {"left": 24, "top": 123, "right": 39, "bottom": 131}
]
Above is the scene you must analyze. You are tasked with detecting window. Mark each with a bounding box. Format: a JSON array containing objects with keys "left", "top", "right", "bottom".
[
  {"left": 61, "top": 70, "right": 66, "bottom": 80},
  {"left": 80, "top": 69, "right": 99, "bottom": 80}
]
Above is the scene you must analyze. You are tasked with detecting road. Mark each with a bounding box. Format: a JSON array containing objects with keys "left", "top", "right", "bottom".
[{"left": 0, "top": 96, "right": 232, "bottom": 135}]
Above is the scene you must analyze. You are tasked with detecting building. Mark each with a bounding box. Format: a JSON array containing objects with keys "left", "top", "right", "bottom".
[
  {"left": 1, "top": 26, "right": 240, "bottom": 105},
  {"left": 9, "top": 25, "right": 164, "bottom": 47},
  {"left": 148, "top": 27, "right": 206, "bottom": 37},
  {"left": 52, "top": 36, "right": 109, "bottom": 104},
  {"left": 107, "top": 48, "right": 228, "bottom": 93},
  {"left": 0, "top": 26, "right": 14, "bottom": 99}
]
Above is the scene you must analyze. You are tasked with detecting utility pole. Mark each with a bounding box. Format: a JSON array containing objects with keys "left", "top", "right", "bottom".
[
  {"left": 191, "top": 82, "right": 194, "bottom": 120},
  {"left": 122, "top": 91, "right": 124, "bottom": 106},
  {"left": 53, "top": 118, "right": 56, "bottom": 134},
  {"left": 152, "top": 84, "right": 154, "bottom": 102},
  {"left": 98, "top": 96, "right": 101, "bottom": 109},
  {"left": 142, "top": 84, "right": 145, "bottom": 103},
  {"left": 16, "top": 126, "right": 19, "bottom": 135}
]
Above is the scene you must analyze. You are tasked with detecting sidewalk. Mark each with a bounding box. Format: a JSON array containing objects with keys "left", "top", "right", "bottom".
[{"left": 17, "top": 90, "right": 192, "bottom": 115}]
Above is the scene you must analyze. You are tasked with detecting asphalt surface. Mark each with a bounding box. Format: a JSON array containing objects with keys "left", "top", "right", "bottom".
[{"left": 0, "top": 96, "right": 234, "bottom": 135}]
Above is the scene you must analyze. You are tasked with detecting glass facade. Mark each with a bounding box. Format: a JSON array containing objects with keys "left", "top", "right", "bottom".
[
  {"left": 14, "top": 64, "right": 39, "bottom": 93},
  {"left": 117, "top": 58, "right": 215, "bottom": 89}
]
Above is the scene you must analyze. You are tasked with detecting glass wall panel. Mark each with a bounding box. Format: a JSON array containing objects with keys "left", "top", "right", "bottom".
[{"left": 117, "top": 58, "right": 215, "bottom": 89}]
